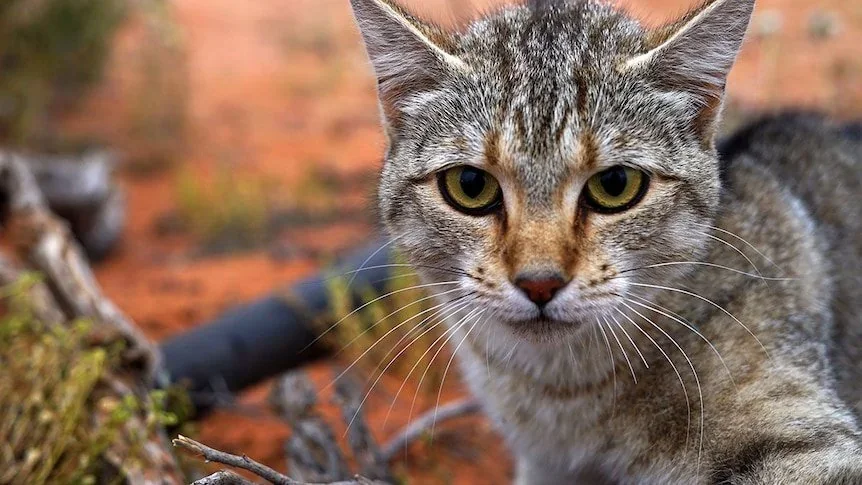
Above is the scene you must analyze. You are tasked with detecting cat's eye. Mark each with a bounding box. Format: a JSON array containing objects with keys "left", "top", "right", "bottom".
[
  {"left": 584, "top": 166, "right": 649, "bottom": 213},
  {"left": 438, "top": 166, "right": 503, "bottom": 216}
]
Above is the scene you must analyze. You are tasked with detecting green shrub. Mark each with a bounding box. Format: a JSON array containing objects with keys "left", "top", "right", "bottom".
[
  {"left": 0, "top": 0, "right": 126, "bottom": 145},
  {"left": 0, "top": 274, "right": 185, "bottom": 484}
]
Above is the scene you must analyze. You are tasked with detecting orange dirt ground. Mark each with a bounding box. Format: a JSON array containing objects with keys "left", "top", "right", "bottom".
[{"left": 57, "top": 0, "right": 861, "bottom": 482}]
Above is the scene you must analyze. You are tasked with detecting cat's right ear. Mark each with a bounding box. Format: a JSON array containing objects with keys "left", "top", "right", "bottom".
[
  {"left": 625, "top": 0, "right": 755, "bottom": 143},
  {"left": 350, "top": 0, "right": 467, "bottom": 126}
]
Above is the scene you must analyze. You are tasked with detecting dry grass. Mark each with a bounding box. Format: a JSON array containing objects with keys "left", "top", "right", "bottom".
[
  {"left": 0, "top": 274, "right": 185, "bottom": 485},
  {"left": 173, "top": 167, "right": 273, "bottom": 252},
  {"left": 0, "top": 0, "right": 125, "bottom": 146}
]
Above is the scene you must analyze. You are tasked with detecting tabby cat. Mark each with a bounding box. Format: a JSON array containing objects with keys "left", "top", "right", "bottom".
[{"left": 349, "top": 0, "right": 862, "bottom": 482}]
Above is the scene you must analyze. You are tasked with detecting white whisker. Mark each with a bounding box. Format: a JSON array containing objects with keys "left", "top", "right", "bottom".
[
  {"left": 615, "top": 307, "right": 692, "bottom": 452},
  {"left": 698, "top": 231, "right": 767, "bottom": 284},
  {"left": 380, "top": 299, "right": 477, "bottom": 428},
  {"left": 620, "top": 261, "right": 792, "bottom": 281},
  {"left": 306, "top": 280, "right": 463, "bottom": 350},
  {"left": 624, "top": 293, "right": 737, "bottom": 389},
  {"left": 406, "top": 308, "right": 484, "bottom": 434},
  {"left": 621, "top": 301, "right": 704, "bottom": 475},
  {"left": 693, "top": 222, "right": 783, "bottom": 271},
  {"left": 627, "top": 281, "right": 770, "bottom": 358},
  {"left": 604, "top": 315, "right": 637, "bottom": 384},
  {"left": 345, "top": 236, "right": 403, "bottom": 289},
  {"left": 596, "top": 317, "right": 618, "bottom": 417},
  {"left": 431, "top": 310, "right": 487, "bottom": 440}
]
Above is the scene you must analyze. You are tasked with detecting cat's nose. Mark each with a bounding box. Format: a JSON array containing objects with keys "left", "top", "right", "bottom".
[{"left": 514, "top": 272, "right": 569, "bottom": 308}]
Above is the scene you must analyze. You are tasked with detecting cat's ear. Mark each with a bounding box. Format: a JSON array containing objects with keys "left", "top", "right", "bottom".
[
  {"left": 626, "top": 0, "right": 755, "bottom": 140},
  {"left": 350, "top": 0, "right": 467, "bottom": 125}
]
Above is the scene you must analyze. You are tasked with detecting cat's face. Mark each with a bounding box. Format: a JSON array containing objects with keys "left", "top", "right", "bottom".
[{"left": 352, "top": 0, "right": 752, "bottom": 342}]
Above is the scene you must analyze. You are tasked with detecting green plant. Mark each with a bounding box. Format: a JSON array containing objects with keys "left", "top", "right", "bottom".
[
  {"left": 0, "top": 274, "right": 185, "bottom": 484},
  {"left": 174, "top": 167, "right": 273, "bottom": 253},
  {"left": 0, "top": 0, "right": 125, "bottom": 145}
]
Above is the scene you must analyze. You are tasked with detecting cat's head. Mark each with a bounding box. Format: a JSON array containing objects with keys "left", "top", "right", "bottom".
[{"left": 351, "top": 0, "right": 754, "bottom": 342}]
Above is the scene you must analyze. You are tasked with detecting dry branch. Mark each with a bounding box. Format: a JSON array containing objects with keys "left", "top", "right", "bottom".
[
  {"left": 174, "top": 436, "right": 387, "bottom": 485},
  {"left": 382, "top": 398, "right": 481, "bottom": 461},
  {"left": 0, "top": 151, "right": 157, "bottom": 376},
  {"left": 333, "top": 376, "right": 392, "bottom": 482},
  {"left": 191, "top": 471, "right": 256, "bottom": 485},
  {"left": 271, "top": 371, "right": 352, "bottom": 483},
  {"left": 174, "top": 436, "right": 293, "bottom": 485},
  {"left": 0, "top": 152, "right": 183, "bottom": 483}
]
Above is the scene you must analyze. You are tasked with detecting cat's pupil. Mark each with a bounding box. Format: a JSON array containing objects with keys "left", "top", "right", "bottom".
[
  {"left": 600, "top": 168, "right": 628, "bottom": 197},
  {"left": 460, "top": 168, "right": 487, "bottom": 198}
]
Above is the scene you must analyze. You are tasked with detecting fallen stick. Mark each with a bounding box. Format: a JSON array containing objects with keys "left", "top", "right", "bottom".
[
  {"left": 381, "top": 398, "right": 482, "bottom": 461},
  {"left": 190, "top": 471, "right": 256, "bottom": 485},
  {"left": 174, "top": 436, "right": 388, "bottom": 485},
  {"left": 174, "top": 436, "right": 294, "bottom": 485}
]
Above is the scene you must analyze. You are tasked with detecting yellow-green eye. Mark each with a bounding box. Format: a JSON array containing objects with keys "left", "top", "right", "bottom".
[
  {"left": 584, "top": 166, "right": 649, "bottom": 213},
  {"left": 438, "top": 166, "right": 503, "bottom": 215}
]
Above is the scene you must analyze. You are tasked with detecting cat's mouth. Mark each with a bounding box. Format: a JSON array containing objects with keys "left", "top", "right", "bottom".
[{"left": 503, "top": 314, "right": 586, "bottom": 340}]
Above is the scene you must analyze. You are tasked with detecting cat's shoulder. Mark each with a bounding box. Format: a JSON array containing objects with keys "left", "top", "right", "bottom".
[{"left": 717, "top": 111, "right": 861, "bottom": 185}]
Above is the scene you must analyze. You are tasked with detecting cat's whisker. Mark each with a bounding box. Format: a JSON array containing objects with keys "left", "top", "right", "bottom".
[
  {"left": 322, "top": 263, "right": 469, "bottom": 283},
  {"left": 504, "top": 340, "right": 520, "bottom": 371},
  {"left": 622, "top": 293, "right": 737, "bottom": 390},
  {"left": 332, "top": 286, "right": 466, "bottom": 358},
  {"left": 698, "top": 231, "right": 768, "bottom": 285},
  {"left": 430, "top": 310, "right": 488, "bottom": 441},
  {"left": 345, "top": 236, "right": 403, "bottom": 289},
  {"left": 620, "top": 301, "right": 704, "bottom": 475},
  {"left": 366, "top": 295, "right": 474, "bottom": 386},
  {"left": 405, "top": 308, "right": 484, "bottom": 436},
  {"left": 615, "top": 261, "right": 793, "bottom": 281},
  {"left": 693, "top": 222, "right": 784, "bottom": 272},
  {"left": 627, "top": 281, "right": 771, "bottom": 359},
  {"left": 604, "top": 315, "right": 637, "bottom": 384},
  {"left": 325, "top": 290, "right": 472, "bottom": 392},
  {"left": 304, "top": 280, "right": 463, "bottom": 351},
  {"left": 610, "top": 313, "right": 649, "bottom": 369},
  {"left": 614, "top": 307, "right": 692, "bottom": 453},
  {"left": 380, "top": 299, "right": 478, "bottom": 428},
  {"left": 340, "top": 297, "right": 477, "bottom": 437},
  {"left": 596, "top": 317, "right": 618, "bottom": 417}
]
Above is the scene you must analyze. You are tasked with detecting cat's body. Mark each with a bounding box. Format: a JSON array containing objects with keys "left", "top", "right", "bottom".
[{"left": 349, "top": 0, "right": 862, "bottom": 482}]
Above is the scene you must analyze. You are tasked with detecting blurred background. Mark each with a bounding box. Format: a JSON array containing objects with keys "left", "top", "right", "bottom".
[{"left": 1, "top": 0, "right": 860, "bottom": 483}]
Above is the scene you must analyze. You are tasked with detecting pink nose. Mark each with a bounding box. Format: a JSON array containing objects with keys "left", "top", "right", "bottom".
[{"left": 514, "top": 273, "right": 568, "bottom": 307}]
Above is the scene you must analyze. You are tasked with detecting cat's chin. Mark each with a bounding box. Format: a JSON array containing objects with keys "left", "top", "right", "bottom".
[{"left": 503, "top": 317, "right": 585, "bottom": 343}]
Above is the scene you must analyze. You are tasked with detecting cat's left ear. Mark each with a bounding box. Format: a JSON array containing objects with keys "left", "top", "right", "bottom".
[
  {"left": 349, "top": 0, "right": 468, "bottom": 128},
  {"left": 626, "top": 0, "right": 755, "bottom": 142}
]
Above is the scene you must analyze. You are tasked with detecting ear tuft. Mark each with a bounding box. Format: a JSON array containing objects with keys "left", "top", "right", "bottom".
[
  {"left": 628, "top": 0, "right": 754, "bottom": 103},
  {"left": 350, "top": 0, "right": 467, "bottom": 125}
]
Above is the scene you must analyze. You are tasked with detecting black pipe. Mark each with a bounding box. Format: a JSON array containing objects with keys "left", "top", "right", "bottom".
[{"left": 160, "top": 239, "right": 395, "bottom": 416}]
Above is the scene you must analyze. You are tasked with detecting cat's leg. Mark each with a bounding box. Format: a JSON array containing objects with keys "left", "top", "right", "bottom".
[
  {"left": 712, "top": 448, "right": 862, "bottom": 484},
  {"left": 706, "top": 383, "right": 862, "bottom": 484}
]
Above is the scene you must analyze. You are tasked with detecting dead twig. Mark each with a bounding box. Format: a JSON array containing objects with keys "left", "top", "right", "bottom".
[
  {"left": 174, "top": 435, "right": 294, "bottom": 485},
  {"left": 333, "top": 374, "right": 392, "bottom": 482},
  {"left": 270, "top": 371, "right": 351, "bottom": 483},
  {"left": 174, "top": 436, "right": 388, "bottom": 485},
  {"left": 382, "top": 398, "right": 481, "bottom": 461},
  {"left": 190, "top": 471, "right": 256, "bottom": 485}
]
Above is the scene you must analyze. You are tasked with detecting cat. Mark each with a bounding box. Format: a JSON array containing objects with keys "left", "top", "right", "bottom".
[{"left": 349, "top": 0, "right": 862, "bottom": 483}]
